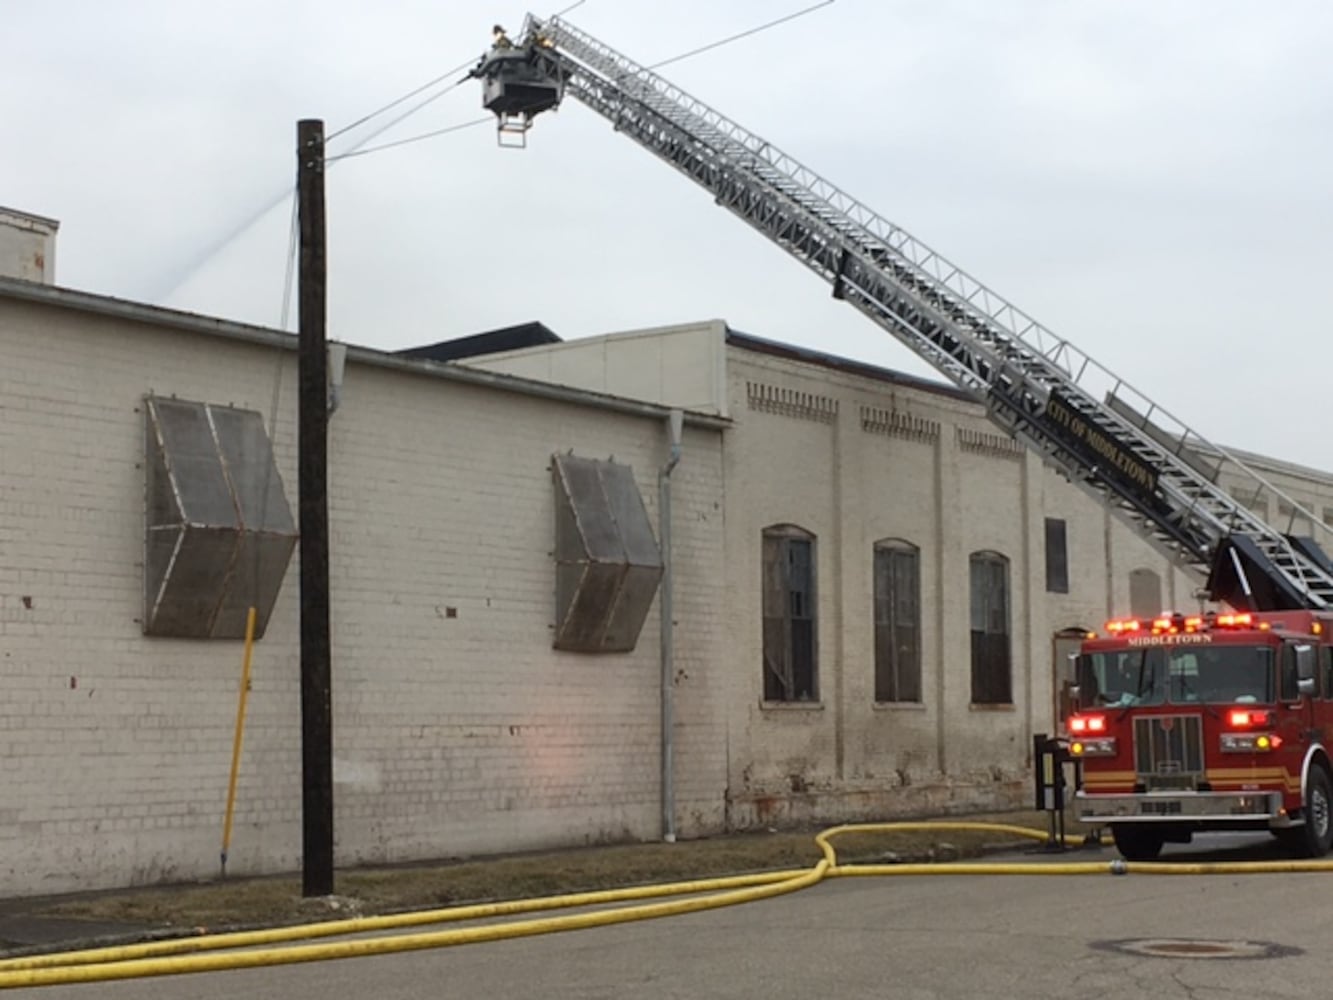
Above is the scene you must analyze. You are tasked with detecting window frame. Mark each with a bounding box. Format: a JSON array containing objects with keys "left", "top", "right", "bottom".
[
  {"left": 873, "top": 539, "right": 922, "bottom": 703},
  {"left": 761, "top": 524, "right": 819, "bottom": 703},
  {"left": 1044, "top": 518, "right": 1069, "bottom": 595},
  {"left": 969, "top": 550, "right": 1012, "bottom": 706}
]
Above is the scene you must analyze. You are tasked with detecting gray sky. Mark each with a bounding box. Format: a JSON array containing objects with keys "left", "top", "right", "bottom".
[{"left": 6, "top": 1, "right": 1332, "bottom": 467}]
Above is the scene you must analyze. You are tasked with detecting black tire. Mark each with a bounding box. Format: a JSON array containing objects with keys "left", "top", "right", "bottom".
[
  {"left": 1283, "top": 767, "right": 1333, "bottom": 858},
  {"left": 1111, "top": 825, "right": 1165, "bottom": 862}
]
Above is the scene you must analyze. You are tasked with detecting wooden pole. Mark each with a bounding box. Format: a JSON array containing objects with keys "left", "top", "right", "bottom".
[{"left": 297, "top": 118, "right": 334, "bottom": 897}]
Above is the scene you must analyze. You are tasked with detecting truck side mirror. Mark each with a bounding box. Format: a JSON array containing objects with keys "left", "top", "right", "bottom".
[
  {"left": 1066, "top": 658, "right": 1087, "bottom": 714},
  {"left": 1296, "top": 644, "right": 1316, "bottom": 696}
]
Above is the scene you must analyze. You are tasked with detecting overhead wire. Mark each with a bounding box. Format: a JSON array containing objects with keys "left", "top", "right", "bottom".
[
  {"left": 322, "top": 0, "right": 586, "bottom": 147},
  {"left": 644, "top": 0, "right": 836, "bottom": 72},
  {"left": 326, "top": 56, "right": 479, "bottom": 142},
  {"left": 326, "top": 117, "right": 492, "bottom": 162},
  {"left": 330, "top": 0, "right": 839, "bottom": 163},
  {"left": 157, "top": 0, "right": 838, "bottom": 296},
  {"left": 327, "top": 74, "right": 473, "bottom": 158}
]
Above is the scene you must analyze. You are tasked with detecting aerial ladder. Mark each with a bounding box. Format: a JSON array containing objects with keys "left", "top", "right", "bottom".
[{"left": 473, "top": 16, "right": 1333, "bottom": 612}]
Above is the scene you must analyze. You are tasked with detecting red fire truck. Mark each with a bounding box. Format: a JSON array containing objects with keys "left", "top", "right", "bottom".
[{"left": 1068, "top": 610, "right": 1331, "bottom": 860}]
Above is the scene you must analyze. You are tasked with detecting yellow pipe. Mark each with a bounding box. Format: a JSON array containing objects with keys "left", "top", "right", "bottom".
[
  {"left": 220, "top": 607, "right": 258, "bottom": 875},
  {"left": 0, "top": 868, "right": 808, "bottom": 972},
  {"left": 0, "top": 862, "right": 829, "bottom": 989}
]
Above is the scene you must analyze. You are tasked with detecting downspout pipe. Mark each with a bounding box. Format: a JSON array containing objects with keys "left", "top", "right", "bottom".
[{"left": 660, "top": 409, "right": 684, "bottom": 843}]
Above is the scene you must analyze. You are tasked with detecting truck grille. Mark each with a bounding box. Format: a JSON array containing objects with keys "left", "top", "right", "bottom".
[{"left": 1134, "top": 715, "right": 1204, "bottom": 790}]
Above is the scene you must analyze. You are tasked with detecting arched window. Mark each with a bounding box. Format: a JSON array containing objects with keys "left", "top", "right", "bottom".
[
  {"left": 970, "top": 551, "right": 1011, "bottom": 705},
  {"left": 874, "top": 539, "right": 920, "bottom": 702},
  {"left": 762, "top": 525, "right": 818, "bottom": 702},
  {"left": 1129, "top": 568, "right": 1162, "bottom": 620}
]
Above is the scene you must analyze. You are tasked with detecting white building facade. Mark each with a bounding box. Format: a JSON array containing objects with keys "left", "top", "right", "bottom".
[
  {"left": 467, "top": 320, "right": 1333, "bottom": 825},
  {"left": 0, "top": 280, "right": 729, "bottom": 896},
  {"left": 5, "top": 270, "right": 1333, "bottom": 896}
]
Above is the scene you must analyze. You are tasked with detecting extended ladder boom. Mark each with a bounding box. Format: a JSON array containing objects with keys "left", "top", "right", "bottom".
[{"left": 480, "top": 15, "right": 1333, "bottom": 610}]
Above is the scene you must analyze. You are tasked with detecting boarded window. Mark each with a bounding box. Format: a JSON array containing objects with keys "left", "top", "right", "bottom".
[
  {"left": 762, "top": 525, "right": 818, "bottom": 702},
  {"left": 1128, "top": 568, "right": 1162, "bottom": 620},
  {"left": 144, "top": 397, "right": 296, "bottom": 639},
  {"left": 874, "top": 540, "right": 921, "bottom": 702},
  {"left": 970, "top": 551, "right": 1011, "bottom": 705},
  {"left": 1044, "top": 518, "right": 1069, "bottom": 594},
  {"left": 552, "top": 454, "right": 662, "bottom": 653}
]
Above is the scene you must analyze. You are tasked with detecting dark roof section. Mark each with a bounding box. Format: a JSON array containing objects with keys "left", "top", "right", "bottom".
[
  {"left": 724, "top": 328, "right": 974, "bottom": 404},
  {"left": 397, "top": 321, "right": 562, "bottom": 363}
]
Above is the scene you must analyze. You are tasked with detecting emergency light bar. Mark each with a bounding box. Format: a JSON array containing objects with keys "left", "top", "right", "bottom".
[
  {"left": 1104, "top": 619, "right": 1143, "bottom": 634},
  {"left": 1099, "top": 610, "right": 1274, "bottom": 637}
]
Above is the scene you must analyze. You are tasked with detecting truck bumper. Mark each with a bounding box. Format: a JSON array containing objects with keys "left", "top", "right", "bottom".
[{"left": 1074, "top": 790, "right": 1288, "bottom": 825}]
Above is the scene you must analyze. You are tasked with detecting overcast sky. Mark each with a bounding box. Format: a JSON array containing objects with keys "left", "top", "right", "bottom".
[{"left": 5, "top": 1, "right": 1331, "bottom": 467}]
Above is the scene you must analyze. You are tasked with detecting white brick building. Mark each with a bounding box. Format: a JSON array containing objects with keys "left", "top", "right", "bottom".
[
  {"left": 0, "top": 279, "right": 728, "bottom": 896},
  {"left": 465, "top": 321, "right": 1333, "bottom": 825},
  {"left": 4, "top": 274, "right": 1333, "bottom": 896}
]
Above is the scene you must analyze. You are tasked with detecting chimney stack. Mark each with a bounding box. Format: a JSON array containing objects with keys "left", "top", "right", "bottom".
[{"left": 0, "top": 207, "right": 59, "bottom": 283}]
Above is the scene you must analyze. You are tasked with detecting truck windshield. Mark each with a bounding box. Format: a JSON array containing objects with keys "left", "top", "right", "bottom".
[{"left": 1079, "top": 645, "right": 1274, "bottom": 707}]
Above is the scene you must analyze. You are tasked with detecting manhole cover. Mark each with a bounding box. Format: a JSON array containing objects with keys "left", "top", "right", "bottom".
[{"left": 1093, "top": 938, "right": 1302, "bottom": 961}]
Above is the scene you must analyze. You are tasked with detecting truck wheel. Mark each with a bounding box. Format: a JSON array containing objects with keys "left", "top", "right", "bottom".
[
  {"left": 1291, "top": 767, "right": 1333, "bottom": 858},
  {"left": 1111, "top": 825, "right": 1164, "bottom": 862}
]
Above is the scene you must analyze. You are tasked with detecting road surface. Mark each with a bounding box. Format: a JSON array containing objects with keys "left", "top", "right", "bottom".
[{"left": 21, "top": 836, "right": 1329, "bottom": 999}]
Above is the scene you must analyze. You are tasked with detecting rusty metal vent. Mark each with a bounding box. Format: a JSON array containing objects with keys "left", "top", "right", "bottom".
[
  {"left": 552, "top": 453, "right": 662, "bottom": 653},
  {"left": 144, "top": 397, "right": 297, "bottom": 639},
  {"left": 1093, "top": 938, "right": 1302, "bottom": 961}
]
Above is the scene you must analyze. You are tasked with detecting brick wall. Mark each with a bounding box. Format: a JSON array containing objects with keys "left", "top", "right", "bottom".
[
  {"left": 6, "top": 294, "right": 1328, "bottom": 895},
  {"left": 721, "top": 346, "right": 1190, "bottom": 827},
  {"left": 0, "top": 297, "right": 727, "bottom": 896}
]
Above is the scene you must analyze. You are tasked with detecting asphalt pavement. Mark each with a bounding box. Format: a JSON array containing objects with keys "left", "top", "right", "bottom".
[{"left": 6, "top": 833, "right": 1330, "bottom": 999}]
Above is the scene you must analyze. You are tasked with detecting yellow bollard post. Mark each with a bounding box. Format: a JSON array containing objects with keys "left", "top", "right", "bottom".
[{"left": 221, "top": 606, "right": 258, "bottom": 877}]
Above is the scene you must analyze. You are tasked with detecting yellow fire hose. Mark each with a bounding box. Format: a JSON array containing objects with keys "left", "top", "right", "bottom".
[
  {"left": 0, "top": 869, "right": 809, "bottom": 973},
  {"left": 0, "top": 864, "right": 829, "bottom": 989},
  {"left": 3, "top": 821, "right": 1331, "bottom": 989}
]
